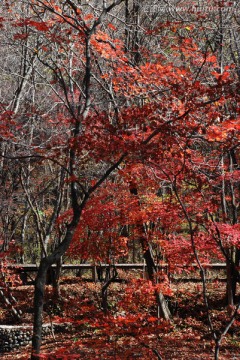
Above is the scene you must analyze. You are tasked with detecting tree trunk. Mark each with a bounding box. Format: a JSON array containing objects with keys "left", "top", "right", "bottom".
[
  {"left": 52, "top": 257, "right": 63, "bottom": 298},
  {"left": 226, "top": 257, "right": 234, "bottom": 307},
  {"left": 227, "top": 149, "right": 240, "bottom": 303},
  {"left": 31, "top": 213, "right": 82, "bottom": 359},
  {"left": 101, "top": 266, "right": 118, "bottom": 313},
  {"left": 130, "top": 182, "right": 171, "bottom": 321},
  {"left": 31, "top": 259, "right": 49, "bottom": 359},
  {"left": 226, "top": 251, "right": 240, "bottom": 306},
  {"left": 143, "top": 245, "right": 171, "bottom": 321}
]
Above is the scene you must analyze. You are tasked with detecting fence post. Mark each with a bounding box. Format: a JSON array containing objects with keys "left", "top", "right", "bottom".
[{"left": 92, "top": 265, "right": 97, "bottom": 282}]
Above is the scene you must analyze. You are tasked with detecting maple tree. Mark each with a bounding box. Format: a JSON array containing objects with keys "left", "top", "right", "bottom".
[{"left": 0, "top": 1, "right": 239, "bottom": 359}]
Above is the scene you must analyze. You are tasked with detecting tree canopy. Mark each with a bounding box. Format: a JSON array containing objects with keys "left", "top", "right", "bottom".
[{"left": 0, "top": 1, "right": 239, "bottom": 359}]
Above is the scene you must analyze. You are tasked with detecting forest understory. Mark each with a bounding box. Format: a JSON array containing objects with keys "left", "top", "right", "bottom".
[{"left": 1, "top": 273, "right": 239, "bottom": 360}]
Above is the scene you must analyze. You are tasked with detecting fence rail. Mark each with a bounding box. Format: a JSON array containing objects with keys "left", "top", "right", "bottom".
[
  {"left": 8, "top": 262, "right": 227, "bottom": 271},
  {"left": 4, "top": 262, "right": 228, "bottom": 285}
]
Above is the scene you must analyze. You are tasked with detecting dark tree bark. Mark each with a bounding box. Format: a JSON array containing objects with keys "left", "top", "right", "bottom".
[
  {"left": 130, "top": 182, "right": 171, "bottom": 321},
  {"left": 31, "top": 209, "right": 83, "bottom": 359},
  {"left": 101, "top": 266, "right": 118, "bottom": 313}
]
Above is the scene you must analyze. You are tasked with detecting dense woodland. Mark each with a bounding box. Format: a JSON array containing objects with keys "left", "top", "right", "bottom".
[{"left": 0, "top": 1, "right": 239, "bottom": 359}]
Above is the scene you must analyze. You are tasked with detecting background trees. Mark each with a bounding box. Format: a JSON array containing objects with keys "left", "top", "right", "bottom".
[{"left": 0, "top": 1, "right": 239, "bottom": 359}]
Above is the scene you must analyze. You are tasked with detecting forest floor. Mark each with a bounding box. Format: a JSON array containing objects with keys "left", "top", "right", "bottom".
[{"left": 0, "top": 271, "right": 240, "bottom": 360}]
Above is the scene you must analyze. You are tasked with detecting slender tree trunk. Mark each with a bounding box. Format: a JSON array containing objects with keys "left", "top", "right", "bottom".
[
  {"left": 52, "top": 257, "right": 63, "bottom": 298},
  {"left": 214, "top": 339, "right": 220, "bottom": 360},
  {"left": 31, "top": 259, "right": 48, "bottom": 359},
  {"left": 129, "top": 182, "right": 171, "bottom": 321},
  {"left": 31, "top": 212, "right": 82, "bottom": 359},
  {"left": 143, "top": 244, "right": 171, "bottom": 320},
  {"left": 228, "top": 149, "right": 240, "bottom": 303},
  {"left": 101, "top": 266, "right": 118, "bottom": 313},
  {"left": 226, "top": 254, "right": 234, "bottom": 307}
]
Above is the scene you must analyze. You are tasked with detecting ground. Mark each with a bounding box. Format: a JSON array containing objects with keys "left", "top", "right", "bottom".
[{"left": 0, "top": 271, "right": 239, "bottom": 359}]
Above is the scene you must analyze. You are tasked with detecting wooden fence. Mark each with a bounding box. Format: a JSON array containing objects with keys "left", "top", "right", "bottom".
[{"left": 6, "top": 263, "right": 228, "bottom": 285}]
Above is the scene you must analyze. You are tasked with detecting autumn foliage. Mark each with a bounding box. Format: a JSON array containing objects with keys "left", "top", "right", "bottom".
[{"left": 0, "top": 0, "right": 239, "bottom": 359}]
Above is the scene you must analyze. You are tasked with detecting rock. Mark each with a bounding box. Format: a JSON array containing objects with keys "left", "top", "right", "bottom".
[{"left": 0, "top": 322, "right": 69, "bottom": 353}]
